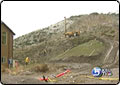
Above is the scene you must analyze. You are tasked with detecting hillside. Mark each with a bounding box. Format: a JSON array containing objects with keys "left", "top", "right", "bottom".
[
  {"left": 2, "top": 12, "right": 119, "bottom": 84},
  {"left": 13, "top": 13, "right": 119, "bottom": 67}
]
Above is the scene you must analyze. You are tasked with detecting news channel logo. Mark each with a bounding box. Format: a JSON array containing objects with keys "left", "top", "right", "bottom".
[
  {"left": 92, "top": 67, "right": 102, "bottom": 77},
  {"left": 92, "top": 67, "right": 112, "bottom": 77}
]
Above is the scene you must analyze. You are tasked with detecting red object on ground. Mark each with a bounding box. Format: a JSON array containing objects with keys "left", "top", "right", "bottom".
[
  {"left": 56, "top": 69, "right": 70, "bottom": 78},
  {"left": 39, "top": 78, "right": 48, "bottom": 81},
  {"left": 56, "top": 72, "right": 65, "bottom": 77},
  {"left": 65, "top": 69, "right": 70, "bottom": 73}
]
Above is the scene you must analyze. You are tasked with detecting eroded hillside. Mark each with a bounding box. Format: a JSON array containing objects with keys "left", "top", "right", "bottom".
[{"left": 13, "top": 13, "right": 119, "bottom": 67}]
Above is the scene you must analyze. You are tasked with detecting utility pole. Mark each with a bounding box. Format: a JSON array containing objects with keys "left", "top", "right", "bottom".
[{"left": 64, "top": 17, "right": 67, "bottom": 34}]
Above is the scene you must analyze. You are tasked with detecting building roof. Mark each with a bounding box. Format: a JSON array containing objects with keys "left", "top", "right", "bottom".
[{"left": 1, "top": 21, "right": 15, "bottom": 35}]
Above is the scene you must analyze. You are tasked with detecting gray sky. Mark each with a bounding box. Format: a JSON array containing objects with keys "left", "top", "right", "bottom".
[{"left": 1, "top": 1, "right": 119, "bottom": 39}]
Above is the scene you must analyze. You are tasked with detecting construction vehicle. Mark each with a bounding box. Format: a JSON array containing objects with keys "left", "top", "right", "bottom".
[
  {"left": 64, "top": 31, "right": 80, "bottom": 37},
  {"left": 64, "top": 17, "right": 80, "bottom": 37},
  {"left": 74, "top": 31, "right": 80, "bottom": 36},
  {"left": 64, "top": 32, "right": 74, "bottom": 37}
]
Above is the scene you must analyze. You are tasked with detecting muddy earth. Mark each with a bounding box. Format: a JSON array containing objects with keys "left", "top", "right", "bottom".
[{"left": 1, "top": 62, "right": 119, "bottom": 84}]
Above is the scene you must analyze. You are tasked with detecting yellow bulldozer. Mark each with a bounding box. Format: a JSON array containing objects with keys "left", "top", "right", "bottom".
[
  {"left": 64, "top": 31, "right": 80, "bottom": 37},
  {"left": 64, "top": 17, "right": 80, "bottom": 38}
]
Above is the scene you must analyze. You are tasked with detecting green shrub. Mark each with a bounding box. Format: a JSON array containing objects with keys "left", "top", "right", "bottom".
[{"left": 90, "top": 12, "right": 99, "bottom": 15}]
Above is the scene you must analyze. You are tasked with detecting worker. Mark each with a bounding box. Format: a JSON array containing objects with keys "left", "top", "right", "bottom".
[
  {"left": 15, "top": 61, "right": 19, "bottom": 72},
  {"left": 8, "top": 59, "right": 12, "bottom": 68},
  {"left": 25, "top": 57, "right": 29, "bottom": 65}
]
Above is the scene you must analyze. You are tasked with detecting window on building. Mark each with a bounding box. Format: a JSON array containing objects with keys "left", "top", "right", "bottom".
[
  {"left": 1, "top": 57, "right": 6, "bottom": 63},
  {"left": 2, "top": 32, "right": 7, "bottom": 44}
]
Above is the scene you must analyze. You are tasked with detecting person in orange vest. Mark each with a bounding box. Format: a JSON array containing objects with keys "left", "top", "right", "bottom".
[{"left": 25, "top": 57, "right": 29, "bottom": 65}]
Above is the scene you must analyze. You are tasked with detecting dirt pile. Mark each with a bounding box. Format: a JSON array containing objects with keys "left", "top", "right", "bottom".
[{"left": 30, "top": 64, "right": 49, "bottom": 73}]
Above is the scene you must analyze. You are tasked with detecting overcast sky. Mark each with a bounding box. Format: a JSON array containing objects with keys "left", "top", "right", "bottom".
[{"left": 1, "top": 1, "right": 119, "bottom": 39}]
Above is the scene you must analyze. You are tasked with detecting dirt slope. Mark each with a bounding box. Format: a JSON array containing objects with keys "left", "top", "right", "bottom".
[{"left": 2, "top": 13, "right": 118, "bottom": 84}]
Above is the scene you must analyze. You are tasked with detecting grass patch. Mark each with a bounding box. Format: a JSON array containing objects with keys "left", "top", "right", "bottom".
[{"left": 55, "top": 39, "right": 105, "bottom": 59}]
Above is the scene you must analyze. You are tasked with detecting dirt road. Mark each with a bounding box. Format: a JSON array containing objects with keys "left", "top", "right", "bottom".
[{"left": 104, "top": 41, "right": 113, "bottom": 63}]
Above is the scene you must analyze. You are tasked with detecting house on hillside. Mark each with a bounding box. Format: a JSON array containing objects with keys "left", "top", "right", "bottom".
[{"left": 1, "top": 21, "right": 15, "bottom": 68}]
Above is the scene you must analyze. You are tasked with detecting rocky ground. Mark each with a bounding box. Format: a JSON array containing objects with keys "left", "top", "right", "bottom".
[{"left": 1, "top": 62, "right": 119, "bottom": 84}]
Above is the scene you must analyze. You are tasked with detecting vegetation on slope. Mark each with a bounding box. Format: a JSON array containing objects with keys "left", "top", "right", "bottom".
[
  {"left": 13, "top": 12, "right": 119, "bottom": 65},
  {"left": 55, "top": 39, "right": 105, "bottom": 60}
]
